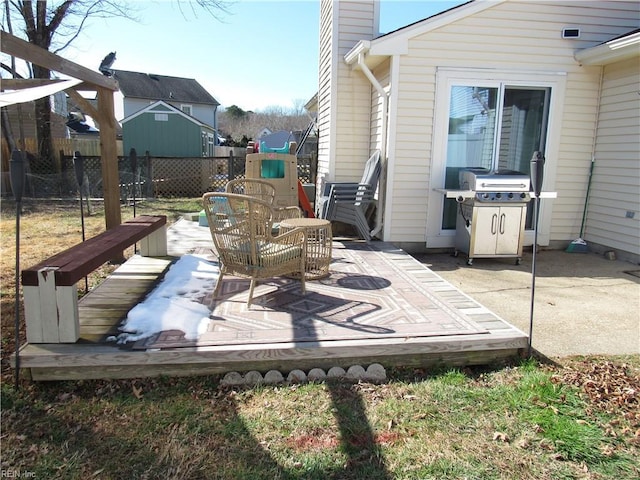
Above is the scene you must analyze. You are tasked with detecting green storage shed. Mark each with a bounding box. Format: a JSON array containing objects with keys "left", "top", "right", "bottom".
[{"left": 122, "top": 100, "right": 216, "bottom": 157}]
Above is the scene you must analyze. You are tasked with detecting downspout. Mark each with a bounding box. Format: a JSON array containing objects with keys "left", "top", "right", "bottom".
[{"left": 356, "top": 51, "right": 389, "bottom": 239}]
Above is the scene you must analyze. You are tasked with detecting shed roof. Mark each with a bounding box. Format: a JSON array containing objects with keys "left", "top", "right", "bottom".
[{"left": 113, "top": 70, "right": 219, "bottom": 106}]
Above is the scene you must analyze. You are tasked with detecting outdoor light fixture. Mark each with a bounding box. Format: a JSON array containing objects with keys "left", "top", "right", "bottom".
[
  {"left": 130, "top": 148, "right": 139, "bottom": 253},
  {"left": 10, "top": 150, "right": 25, "bottom": 388},
  {"left": 74, "top": 151, "right": 89, "bottom": 292},
  {"left": 528, "top": 151, "right": 546, "bottom": 357},
  {"left": 130, "top": 148, "right": 138, "bottom": 218}
]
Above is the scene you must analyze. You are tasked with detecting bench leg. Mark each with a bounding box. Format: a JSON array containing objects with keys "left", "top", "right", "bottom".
[
  {"left": 139, "top": 225, "right": 167, "bottom": 256},
  {"left": 23, "top": 267, "right": 79, "bottom": 343}
]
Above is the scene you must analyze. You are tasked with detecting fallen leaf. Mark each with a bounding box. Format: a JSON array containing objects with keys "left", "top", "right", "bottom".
[{"left": 132, "top": 383, "right": 143, "bottom": 399}]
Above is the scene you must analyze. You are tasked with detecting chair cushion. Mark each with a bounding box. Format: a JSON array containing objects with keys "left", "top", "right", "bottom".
[
  {"left": 255, "top": 241, "right": 304, "bottom": 267},
  {"left": 232, "top": 241, "right": 303, "bottom": 267}
]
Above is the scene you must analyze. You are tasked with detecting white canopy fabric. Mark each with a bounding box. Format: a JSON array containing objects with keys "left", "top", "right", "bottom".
[{"left": 0, "top": 78, "right": 82, "bottom": 107}]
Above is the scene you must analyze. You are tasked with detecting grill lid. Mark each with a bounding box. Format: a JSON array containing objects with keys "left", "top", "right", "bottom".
[{"left": 459, "top": 168, "right": 530, "bottom": 192}]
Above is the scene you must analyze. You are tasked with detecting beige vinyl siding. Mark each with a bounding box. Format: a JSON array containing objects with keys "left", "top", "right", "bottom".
[
  {"left": 384, "top": 0, "right": 639, "bottom": 243},
  {"left": 333, "top": 0, "right": 375, "bottom": 180},
  {"left": 585, "top": 57, "right": 640, "bottom": 256},
  {"left": 317, "top": 0, "right": 378, "bottom": 197},
  {"left": 317, "top": 0, "right": 334, "bottom": 188}
]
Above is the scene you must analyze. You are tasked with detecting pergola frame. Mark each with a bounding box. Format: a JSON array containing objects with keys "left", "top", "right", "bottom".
[{"left": 1, "top": 30, "right": 122, "bottom": 229}]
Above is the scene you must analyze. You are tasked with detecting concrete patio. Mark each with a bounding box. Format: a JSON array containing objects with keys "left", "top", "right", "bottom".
[{"left": 414, "top": 249, "right": 639, "bottom": 359}]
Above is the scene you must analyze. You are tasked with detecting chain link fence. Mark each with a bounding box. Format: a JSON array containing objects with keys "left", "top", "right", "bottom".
[{"left": 2, "top": 150, "right": 317, "bottom": 200}]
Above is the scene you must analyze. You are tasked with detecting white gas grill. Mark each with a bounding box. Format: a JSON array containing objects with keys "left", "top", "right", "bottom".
[{"left": 453, "top": 168, "right": 531, "bottom": 265}]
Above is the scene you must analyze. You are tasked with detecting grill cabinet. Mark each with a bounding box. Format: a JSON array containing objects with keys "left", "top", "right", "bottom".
[{"left": 454, "top": 169, "right": 531, "bottom": 266}]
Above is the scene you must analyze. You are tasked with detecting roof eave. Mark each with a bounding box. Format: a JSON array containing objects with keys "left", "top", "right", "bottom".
[
  {"left": 344, "top": 40, "right": 391, "bottom": 71},
  {"left": 375, "top": 0, "right": 504, "bottom": 43},
  {"left": 344, "top": 40, "right": 371, "bottom": 65},
  {"left": 575, "top": 31, "right": 640, "bottom": 65},
  {"left": 344, "top": 0, "right": 505, "bottom": 70}
]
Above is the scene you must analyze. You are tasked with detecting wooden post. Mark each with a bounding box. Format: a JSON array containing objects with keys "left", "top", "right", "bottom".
[
  {"left": 227, "top": 150, "right": 234, "bottom": 183},
  {"left": 23, "top": 268, "right": 80, "bottom": 343},
  {"left": 139, "top": 226, "right": 168, "bottom": 257},
  {"left": 96, "top": 87, "right": 121, "bottom": 230}
]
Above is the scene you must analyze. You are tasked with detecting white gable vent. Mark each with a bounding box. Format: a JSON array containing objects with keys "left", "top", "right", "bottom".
[{"left": 562, "top": 28, "right": 581, "bottom": 39}]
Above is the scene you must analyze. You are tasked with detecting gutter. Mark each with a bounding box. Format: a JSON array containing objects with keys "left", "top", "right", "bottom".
[
  {"left": 346, "top": 43, "right": 389, "bottom": 239},
  {"left": 575, "top": 30, "right": 640, "bottom": 65}
]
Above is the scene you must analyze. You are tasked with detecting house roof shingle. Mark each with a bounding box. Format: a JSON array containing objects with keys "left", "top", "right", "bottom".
[{"left": 113, "top": 70, "right": 219, "bottom": 106}]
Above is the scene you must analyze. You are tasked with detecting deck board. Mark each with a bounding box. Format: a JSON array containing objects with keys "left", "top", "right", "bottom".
[{"left": 17, "top": 219, "right": 528, "bottom": 381}]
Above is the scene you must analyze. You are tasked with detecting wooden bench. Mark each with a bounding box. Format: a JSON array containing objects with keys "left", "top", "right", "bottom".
[{"left": 22, "top": 215, "right": 168, "bottom": 343}]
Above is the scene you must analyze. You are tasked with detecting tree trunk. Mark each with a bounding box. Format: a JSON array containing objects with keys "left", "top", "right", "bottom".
[{"left": 32, "top": 64, "right": 55, "bottom": 174}]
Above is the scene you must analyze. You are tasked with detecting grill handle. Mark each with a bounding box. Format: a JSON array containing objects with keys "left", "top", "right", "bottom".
[{"left": 480, "top": 182, "right": 528, "bottom": 189}]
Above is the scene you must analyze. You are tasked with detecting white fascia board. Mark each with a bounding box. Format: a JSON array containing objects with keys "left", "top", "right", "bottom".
[
  {"left": 370, "top": 36, "right": 408, "bottom": 56},
  {"left": 575, "top": 31, "right": 640, "bottom": 65},
  {"left": 375, "top": 0, "right": 505, "bottom": 45},
  {"left": 345, "top": 0, "right": 505, "bottom": 68},
  {"left": 344, "top": 41, "right": 371, "bottom": 65}
]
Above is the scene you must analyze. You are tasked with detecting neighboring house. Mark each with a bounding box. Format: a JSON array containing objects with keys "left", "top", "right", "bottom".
[
  {"left": 3, "top": 101, "right": 68, "bottom": 140},
  {"left": 317, "top": 0, "right": 639, "bottom": 262},
  {"left": 4, "top": 88, "right": 69, "bottom": 141},
  {"left": 121, "top": 100, "right": 216, "bottom": 157},
  {"left": 113, "top": 69, "right": 220, "bottom": 147},
  {"left": 255, "top": 127, "right": 272, "bottom": 141}
]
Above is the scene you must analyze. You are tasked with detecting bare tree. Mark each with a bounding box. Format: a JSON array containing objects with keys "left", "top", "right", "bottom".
[
  {"left": 2, "top": 0, "right": 231, "bottom": 171},
  {"left": 218, "top": 104, "right": 309, "bottom": 147}
]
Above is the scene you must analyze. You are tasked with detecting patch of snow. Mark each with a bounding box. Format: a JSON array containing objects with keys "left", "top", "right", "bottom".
[{"left": 112, "top": 254, "right": 218, "bottom": 344}]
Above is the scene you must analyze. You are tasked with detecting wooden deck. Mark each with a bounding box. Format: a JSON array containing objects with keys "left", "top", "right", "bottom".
[{"left": 16, "top": 219, "right": 528, "bottom": 381}]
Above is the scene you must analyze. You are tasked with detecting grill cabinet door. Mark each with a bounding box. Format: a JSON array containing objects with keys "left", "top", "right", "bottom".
[
  {"left": 471, "top": 206, "right": 500, "bottom": 255},
  {"left": 495, "top": 206, "right": 526, "bottom": 255}
]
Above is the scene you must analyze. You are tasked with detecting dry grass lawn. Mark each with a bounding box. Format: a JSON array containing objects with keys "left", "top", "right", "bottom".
[{"left": 0, "top": 198, "right": 638, "bottom": 479}]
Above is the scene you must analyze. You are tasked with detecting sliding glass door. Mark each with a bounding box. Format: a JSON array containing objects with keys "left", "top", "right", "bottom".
[{"left": 442, "top": 84, "right": 550, "bottom": 229}]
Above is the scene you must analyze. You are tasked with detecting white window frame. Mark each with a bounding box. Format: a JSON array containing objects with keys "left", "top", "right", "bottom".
[
  {"left": 181, "top": 104, "right": 193, "bottom": 116},
  {"left": 426, "top": 67, "right": 566, "bottom": 248}
]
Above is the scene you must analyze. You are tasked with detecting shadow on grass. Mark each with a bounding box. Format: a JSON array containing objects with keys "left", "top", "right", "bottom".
[{"left": 1, "top": 375, "right": 391, "bottom": 480}]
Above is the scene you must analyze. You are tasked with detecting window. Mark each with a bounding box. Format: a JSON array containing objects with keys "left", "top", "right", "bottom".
[
  {"left": 181, "top": 104, "right": 192, "bottom": 116},
  {"left": 260, "top": 159, "right": 285, "bottom": 179},
  {"left": 154, "top": 113, "right": 168, "bottom": 122}
]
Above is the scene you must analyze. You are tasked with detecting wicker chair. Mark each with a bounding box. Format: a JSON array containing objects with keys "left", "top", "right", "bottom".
[
  {"left": 226, "top": 178, "right": 303, "bottom": 222},
  {"left": 202, "top": 192, "right": 307, "bottom": 307}
]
